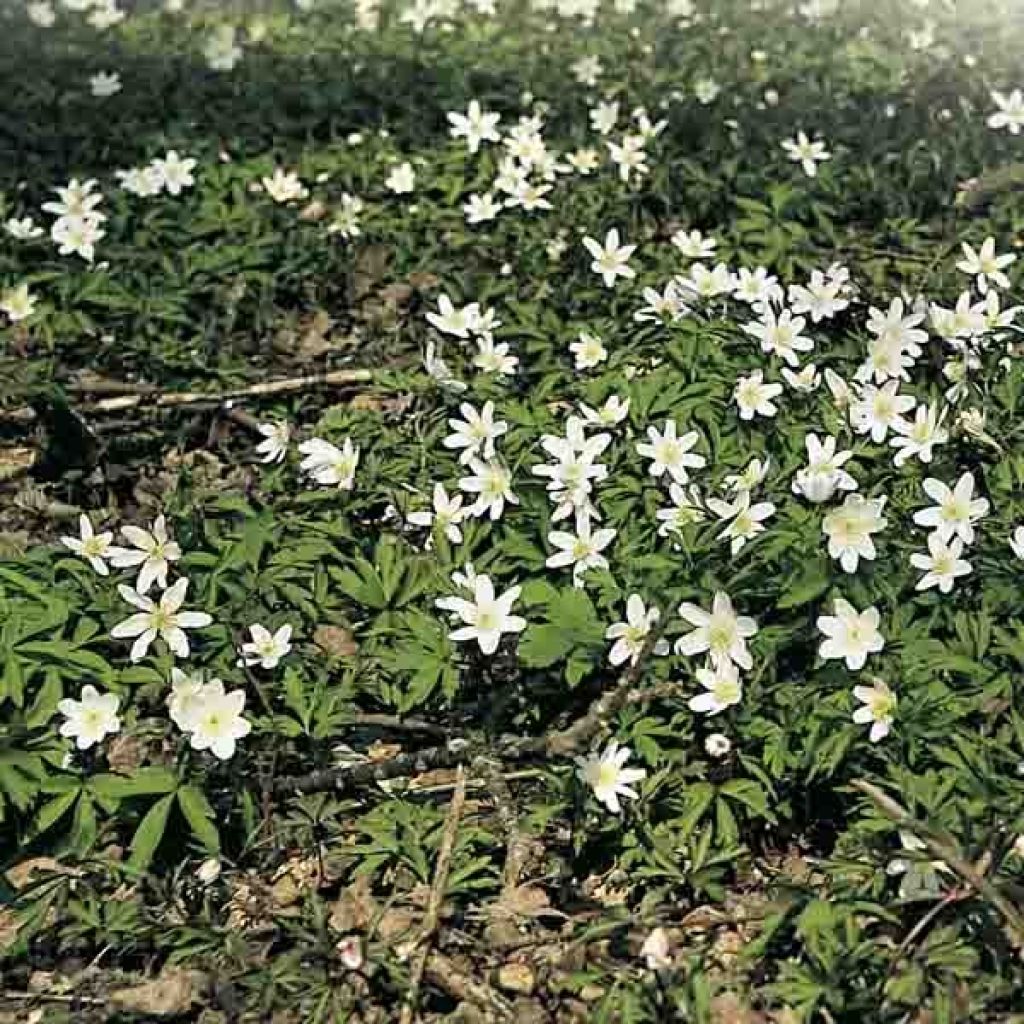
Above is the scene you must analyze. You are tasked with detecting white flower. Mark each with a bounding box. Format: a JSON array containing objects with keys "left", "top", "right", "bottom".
[
  {"left": 255, "top": 421, "right": 290, "bottom": 463},
  {"left": 636, "top": 420, "right": 706, "bottom": 483},
  {"left": 298, "top": 437, "right": 360, "bottom": 489},
  {"left": 570, "top": 331, "right": 608, "bottom": 369},
  {"left": 546, "top": 514, "right": 616, "bottom": 586},
  {"left": 656, "top": 483, "right": 705, "bottom": 538},
  {"left": 640, "top": 927, "right": 673, "bottom": 970},
  {"left": 328, "top": 193, "right": 365, "bottom": 238},
  {"left": 675, "top": 591, "right": 757, "bottom": 671},
  {"left": 60, "top": 514, "right": 123, "bottom": 574},
  {"left": 910, "top": 534, "right": 972, "bottom": 593},
  {"left": 792, "top": 433, "right": 857, "bottom": 504},
  {"left": 88, "top": 0, "right": 125, "bottom": 30},
  {"left": 151, "top": 151, "right": 197, "bottom": 195},
  {"left": 426, "top": 293, "right": 479, "bottom": 338},
  {"left": 1010, "top": 526, "right": 1024, "bottom": 561},
  {"left": 463, "top": 192, "right": 502, "bottom": 224},
  {"left": 503, "top": 178, "right": 554, "bottom": 212},
  {"left": 51, "top": 212, "right": 104, "bottom": 262},
  {"left": 188, "top": 688, "right": 251, "bottom": 760},
  {"left": 116, "top": 165, "right": 164, "bottom": 197},
  {"left": 57, "top": 685, "right": 121, "bottom": 750},
  {"left": 337, "top": 935, "right": 364, "bottom": 970},
  {"left": 27, "top": 2, "right": 57, "bottom": 27},
  {"left": 261, "top": 167, "right": 309, "bottom": 204},
  {"left": 705, "top": 733, "right": 732, "bottom": 758},
  {"left": 1, "top": 283, "right": 38, "bottom": 323},
  {"left": 436, "top": 573, "right": 526, "bottom": 655},
  {"left": 890, "top": 402, "right": 948, "bottom": 467},
  {"left": 605, "top": 595, "right": 667, "bottom": 667},
  {"left": 576, "top": 741, "right": 646, "bottom": 814},
  {"left": 167, "top": 668, "right": 220, "bottom": 733},
  {"left": 634, "top": 283, "right": 690, "bottom": 323},
  {"left": 852, "top": 678, "right": 896, "bottom": 742},
  {"left": 733, "top": 266, "right": 783, "bottom": 307},
  {"left": 572, "top": 55, "right": 602, "bottom": 87},
  {"left": 723, "top": 457, "right": 770, "bottom": 494},
  {"left": 5, "top": 217, "right": 43, "bottom": 240},
  {"left": 689, "top": 662, "right": 742, "bottom": 715},
  {"left": 385, "top": 162, "right": 416, "bottom": 194},
  {"left": 822, "top": 494, "right": 887, "bottom": 573},
  {"left": 788, "top": 269, "right": 850, "bottom": 322},
  {"left": 672, "top": 228, "right": 716, "bottom": 261},
  {"left": 865, "top": 297, "right": 927, "bottom": 354},
  {"left": 111, "top": 578, "right": 213, "bottom": 662},
  {"left": 447, "top": 100, "right": 501, "bottom": 153},
  {"left": 458, "top": 458, "right": 518, "bottom": 520},
  {"left": 240, "top": 623, "right": 294, "bottom": 669},
  {"left": 693, "top": 77, "right": 720, "bottom": 104},
  {"left": 42, "top": 179, "right": 103, "bottom": 220},
  {"left": 606, "top": 134, "right": 649, "bottom": 183},
  {"left": 110, "top": 514, "right": 182, "bottom": 593},
  {"left": 912, "top": 472, "right": 989, "bottom": 544},
  {"left": 850, "top": 381, "right": 916, "bottom": 443},
  {"left": 675, "top": 261, "right": 734, "bottom": 299},
  {"left": 408, "top": 483, "right": 465, "bottom": 544},
  {"left": 423, "top": 340, "right": 466, "bottom": 392},
  {"left": 734, "top": 370, "right": 783, "bottom": 420},
  {"left": 579, "top": 395, "right": 630, "bottom": 428},
  {"left": 590, "top": 100, "right": 619, "bottom": 136},
  {"left": 956, "top": 237, "right": 1015, "bottom": 295},
  {"left": 816, "top": 598, "right": 884, "bottom": 671},
  {"left": 197, "top": 857, "right": 222, "bottom": 884},
  {"left": 582, "top": 228, "right": 636, "bottom": 288},
  {"left": 742, "top": 308, "right": 813, "bottom": 367},
  {"left": 443, "top": 400, "right": 507, "bottom": 464},
  {"left": 707, "top": 490, "right": 775, "bottom": 554},
  {"left": 204, "top": 25, "right": 243, "bottom": 71},
  {"left": 567, "top": 148, "right": 600, "bottom": 175},
  {"left": 782, "top": 131, "right": 830, "bottom": 176},
  {"left": 89, "top": 71, "right": 121, "bottom": 97},
  {"left": 988, "top": 89, "right": 1024, "bottom": 134},
  {"left": 781, "top": 363, "right": 821, "bottom": 392}
]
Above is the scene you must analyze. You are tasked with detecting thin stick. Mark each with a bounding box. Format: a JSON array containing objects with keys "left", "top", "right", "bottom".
[
  {"left": 343, "top": 713, "right": 450, "bottom": 738},
  {"left": 2, "top": 368, "right": 374, "bottom": 424},
  {"left": 476, "top": 757, "right": 530, "bottom": 895},
  {"left": 423, "top": 951, "right": 512, "bottom": 1018},
  {"left": 852, "top": 780, "right": 1024, "bottom": 945},
  {"left": 0, "top": 990, "right": 105, "bottom": 1006},
  {"left": 274, "top": 632, "right": 664, "bottom": 797},
  {"left": 400, "top": 765, "right": 468, "bottom": 1024},
  {"left": 543, "top": 627, "right": 664, "bottom": 758}
]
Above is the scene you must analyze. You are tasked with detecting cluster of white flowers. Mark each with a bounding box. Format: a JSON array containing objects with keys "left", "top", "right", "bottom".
[
  {"left": 56, "top": 513, "right": 284, "bottom": 760},
  {"left": 43, "top": 178, "right": 105, "bottom": 263},
  {"left": 29, "top": 0, "right": 124, "bottom": 30},
  {"left": 116, "top": 150, "right": 197, "bottom": 198}
]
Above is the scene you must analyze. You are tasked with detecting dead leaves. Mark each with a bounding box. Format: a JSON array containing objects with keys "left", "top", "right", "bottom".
[
  {"left": 313, "top": 623, "right": 359, "bottom": 658},
  {"left": 109, "top": 967, "right": 209, "bottom": 1016}
]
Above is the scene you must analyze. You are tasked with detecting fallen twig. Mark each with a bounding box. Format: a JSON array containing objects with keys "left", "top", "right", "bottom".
[
  {"left": 400, "top": 764, "right": 468, "bottom": 1024},
  {"left": 343, "top": 713, "right": 450, "bottom": 739},
  {"left": 1, "top": 368, "right": 374, "bottom": 424},
  {"left": 0, "top": 990, "right": 105, "bottom": 1007},
  {"left": 423, "top": 951, "right": 512, "bottom": 1019},
  {"left": 274, "top": 631, "right": 663, "bottom": 797},
  {"left": 543, "top": 627, "right": 664, "bottom": 758},
  {"left": 852, "top": 779, "right": 1024, "bottom": 946}
]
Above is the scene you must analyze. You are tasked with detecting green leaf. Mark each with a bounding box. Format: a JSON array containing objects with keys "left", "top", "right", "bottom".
[
  {"left": 31, "top": 789, "right": 80, "bottom": 838},
  {"left": 177, "top": 785, "right": 220, "bottom": 853},
  {"left": 90, "top": 767, "right": 178, "bottom": 801},
  {"left": 128, "top": 794, "right": 176, "bottom": 871}
]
